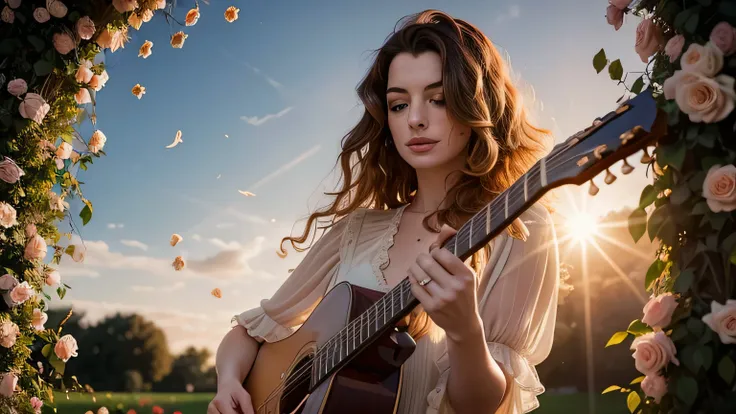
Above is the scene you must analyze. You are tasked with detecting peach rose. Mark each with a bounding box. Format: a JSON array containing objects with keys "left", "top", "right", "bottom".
[
  {"left": 96, "top": 28, "right": 113, "bottom": 48},
  {"left": 6, "top": 0, "right": 20, "bottom": 8},
  {"left": 76, "top": 16, "right": 95, "bottom": 40},
  {"left": 642, "top": 293, "right": 678, "bottom": 330},
  {"left": 19, "top": 93, "right": 50, "bottom": 124},
  {"left": 49, "top": 190, "right": 68, "bottom": 212},
  {"left": 140, "top": 8, "right": 152, "bottom": 22},
  {"left": 172, "top": 256, "right": 185, "bottom": 271},
  {"left": 75, "top": 88, "right": 91, "bottom": 105},
  {"left": 128, "top": 12, "right": 142, "bottom": 30},
  {"left": 0, "top": 372, "right": 17, "bottom": 397},
  {"left": 224, "top": 6, "right": 239, "bottom": 23},
  {"left": 702, "top": 299, "right": 736, "bottom": 344},
  {"left": 54, "top": 334, "right": 79, "bottom": 362},
  {"left": 681, "top": 42, "right": 724, "bottom": 77},
  {"left": 45, "top": 268, "right": 60, "bottom": 286},
  {"left": 0, "top": 156, "right": 24, "bottom": 184},
  {"left": 25, "top": 223, "right": 36, "bottom": 238},
  {"left": 139, "top": 40, "right": 153, "bottom": 58},
  {"left": 170, "top": 233, "right": 182, "bottom": 246},
  {"left": 75, "top": 63, "right": 93, "bottom": 84},
  {"left": 710, "top": 21, "right": 736, "bottom": 56},
  {"left": 88, "top": 130, "right": 106, "bottom": 153},
  {"left": 664, "top": 35, "right": 685, "bottom": 63},
  {"left": 675, "top": 72, "right": 735, "bottom": 123},
  {"left": 0, "top": 202, "right": 18, "bottom": 228},
  {"left": 32, "top": 309, "right": 48, "bottom": 331},
  {"left": 0, "top": 320, "right": 19, "bottom": 348},
  {"left": 95, "top": 70, "right": 109, "bottom": 90},
  {"left": 33, "top": 7, "right": 50, "bottom": 22},
  {"left": 634, "top": 18, "right": 664, "bottom": 63},
  {"left": 53, "top": 32, "right": 75, "bottom": 54},
  {"left": 10, "top": 281, "right": 35, "bottom": 304},
  {"left": 97, "top": 27, "right": 128, "bottom": 53},
  {"left": 46, "top": 0, "right": 66, "bottom": 18},
  {"left": 56, "top": 142, "right": 73, "bottom": 160},
  {"left": 641, "top": 374, "right": 667, "bottom": 403},
  {"left": 30, "top": 396, "right": 43, "bottom": 412},
  {"left": 703, "top": 165, "right": 736, "bottom": 212},
  {"left": 606, "top": 5, "right": 624, "bottom": 31},
  {"left": 131, "top": 83, "right": 146, "bottom": 99},
  {"left": 1, "top": 6, "right": 14, "bottom": 23},
  {"left": 185, "top": 7, "right": 199, "bottom": 26},
  {"left": 0, "top": 274, "right": 17, "bottom": 291},
  {"left": 7, "top": 78, "right": 27, "bottom": 96},
  {"left": 112, "top": 0, "right": 138, "bottom": 13},
  {"left": 170, "top": 31, "right": 187, "bottom": 48},
  {"left": 25, "top": 234, "right": 48, "bottom": 261},
  {"left": 630, "top": 331, "right": 680, "bottom": 375},
  {"left": 72, "top": 246, "right": 86, "bottom": 263}
]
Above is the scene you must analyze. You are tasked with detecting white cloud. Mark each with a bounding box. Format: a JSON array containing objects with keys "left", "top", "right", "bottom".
[
  {"left": 120, "top": 239, "right": 149, "bottom": 251},
  {"left": 131, "top": 281, "right": 186, "bottom": 293},
  {"left": 248, "top": 144, "right": 321, "bottom": 190},
  {"left": 61, "top": 268, "right": 100, "bottom": 278},
  {"left": 191, "top": 234, "right": 202, "bottom": 241},
  {"left": 107, "top": 223, "right": 124, "bottom": 229},
  {"left": 240, "top": 106, "right": 293, "bottom": 126},
  {"left": 215, "top": 222, "right": 235, "bottom": 229},
  {"left": 495, "top": 4, "right": 521, "bottom": 23},
  {"left": 187, "top": 237, "right": 265, "bottom": 278}
]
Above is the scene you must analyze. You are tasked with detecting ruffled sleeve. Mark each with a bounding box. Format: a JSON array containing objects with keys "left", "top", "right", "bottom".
[
  {"left": 232, "top": 216, "right": 350, "bottom": 343},
  {"left": 428, "top": 203, "right": 559, "bottom": 414}
]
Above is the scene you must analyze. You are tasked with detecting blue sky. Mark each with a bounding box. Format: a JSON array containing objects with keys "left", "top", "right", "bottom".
[{"left": 52, "top": 0, "right": 652, "bottom": 355}]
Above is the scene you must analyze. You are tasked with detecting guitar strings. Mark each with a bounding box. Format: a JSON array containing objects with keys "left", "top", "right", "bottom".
[{"left": 257, "top": 141, "right": 596, "bottom": 406}]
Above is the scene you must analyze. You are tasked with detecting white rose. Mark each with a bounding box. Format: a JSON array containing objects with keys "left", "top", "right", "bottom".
[
  {"left": 702, "top": 300, "right": 736, "bottom": 344},
  {"left": 681, "top": 42, "right": 724, "bottom": 77},
  {"left": 0, "top": 202, "right": 18, "bottom": 228}
]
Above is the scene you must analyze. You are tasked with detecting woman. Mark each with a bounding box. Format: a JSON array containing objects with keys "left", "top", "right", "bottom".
[{"left": 209, "top": 9, "right": 559, "bottom": 414}]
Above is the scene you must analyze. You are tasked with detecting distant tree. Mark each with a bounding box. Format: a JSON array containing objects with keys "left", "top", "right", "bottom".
[
  {"left": 124, "top": 370, "right": 144, "bottom": 392},
  {"left": 154, "top": 346, "right": 215, "bottom": 392}
]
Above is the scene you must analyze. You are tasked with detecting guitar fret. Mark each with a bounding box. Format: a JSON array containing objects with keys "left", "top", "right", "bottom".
[
  {"left": 524, "top": 173, "right": 528, "bottom": 201},
  {"left": 540, "top": 156, "right": 547, "bottom": 187},
  {"left": 505, "top": 192, "right": 509, "bottom": 219},
  {"left": 399, "top": 283, "right": 405, "bottom": 308},
  {"left": 485, "top": 204, "right": 490, "bottom": 234},
  {"left": 469, "top": 216, "right": 473, "bottom": 248},
  {"left": 453, "top": 235, "right": 457, "bottom": 256}
]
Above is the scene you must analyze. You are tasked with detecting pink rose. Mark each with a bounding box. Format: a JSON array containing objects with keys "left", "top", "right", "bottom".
[
  {"left": 112, "top": 0, "right": 138, "bottom": 13},
  {"left": 1, "top": 6, "right": 14, "bottom": 23},
  {"left": 10, "top": 281, "right": 34, "bottom": 304},
  {"left": 635, "top": 18, "right": 664, "bottom": 63},
  {"left": 33, "top": 7, "right": 50, "bottom": 22},
  {"left": 25, "top": 223, "right": 36, "bottom": 238},
  {"left": 681, "top": 42, "right": 724, "bottom": 77},
  {"left": 30, "top": 396, "right": 43, "bottom": 412},
  {"left": 670, "top": 72, "right": 735, "bottom": 123},
  {"left": 0, "top": 372, "right": 17, "bottom": 397},
  {"left": 7, "top": 78, "right": 27, "bottom": 96},
  {"left": 710, "top": 22, "right": 736, "bottom": 56},
  {"left": 641, "top": 374, "right": 667, "bottom": 403},
  {"left": 32, "top": 309, "right": 47, "bottom": 331},
  {"left": 609, "top": 0, "right": 632, "bottom": 9},
  {"left": 5, "top": 0, "right": 21, "bottom": 9},
  {"left": 56, "top": 142, "right": 72, "bottom": 160},
  {"left": 96, "top": 70, "right": 109, "bottom": 90},
  {"left": 96, "top": 28, "right": 113, "bottom": 49},
  {"left": 24, "top": 234, "right": 48, "bottom": 261},
  {"left": 703, "top": 165, "right": 736, "bottom": 212},
  {"left": 630, "top": 331, "right": 680, "bottom": 375},
  {"left": 0, "top": 202, "right": 17, "bottom": 228},
  {"left": 76, "top": 16, "right": 95, "bottom": 40},
  {"left": 45, "top": 268, "right": 60, "bottom": 286},
  {"left": 19, "top": 93, "right": 50, "bottom": 124},
  {"left": 664, "top": 35, "right": 685, "bottom": 63},
  {"left": 606, "top": 5, "right": 624, "bottom": 31},
  {"left": 0, "top": 156, "right": 24, "bottom": 184},
  {"left": 54, "top": 334, "right": 79, "bottom": 362},
  {"left": 0, "top": 274, "right": 17, "bottom": 290},
  {"left": 0, "top": 320, "right": 19, "bottom": 348},
  {"left": 72, "top": 245, "right": 86, "bottom": 263},
  {"left": 642, "top": 293, "right": 678, "bottom": 330},
  {"left": 702, "top": 299, "right": 736, "bottom": 344},
  {"left": 128, "top": 12, "right": 142, "bottom": 30},
  {"left": 88, "top": 130, "right": 107, "bottom": 153},
  {"left": 140, "top": 8, "right": 152, "bottom": 22},
  {"left": 53, "top": 32, "right": 75, "bottom": 55},
  {"left": 46, "top": 0, "right": 67, "bottom": 18},
  {"left": 185, "top": 7, "right": 200, "bottom": 26},
  {"left": 75, "top": 88, "right": 91, "bottom": 105}
]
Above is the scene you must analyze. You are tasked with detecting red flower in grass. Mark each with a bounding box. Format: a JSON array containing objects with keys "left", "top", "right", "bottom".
[
  {"left": 127, "top": 410, "right": 137, "bottom": 414},
  {"left": 152, "top": 406, "right": 164, "bottom": 414},
  {"left": 174, "top": 412, "right": 182, "bottom": 414}
]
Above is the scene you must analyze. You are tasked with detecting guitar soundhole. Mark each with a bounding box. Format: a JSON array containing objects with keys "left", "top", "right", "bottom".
[{"left": 278, "top": 354, "right": 313, "bottom": 414}]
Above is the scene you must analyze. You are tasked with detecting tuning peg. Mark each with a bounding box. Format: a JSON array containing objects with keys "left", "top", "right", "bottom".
[
  {"left": 621, "top": 159, "right": 634, "bottom": 175},
  {"left": 588, "top": 180, "right": 600, "bottom": 196},
  {"left": 604, "top": 168, "right": 617, "bottom": 185},
  {"left": 619, "top": 131, "right": 635, "bottom": 145},
  {"left": 640, "top": 147, "right": 653, "bottom": 164}
]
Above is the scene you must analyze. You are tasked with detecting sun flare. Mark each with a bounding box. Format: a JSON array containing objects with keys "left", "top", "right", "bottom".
[{"left": 566, "top": 212, "right": 599, "bottom": 244}]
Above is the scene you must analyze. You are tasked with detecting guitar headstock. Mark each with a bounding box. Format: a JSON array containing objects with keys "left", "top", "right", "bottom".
[{"left": 545, "top": 89, "right": 667, "bottom": 196}]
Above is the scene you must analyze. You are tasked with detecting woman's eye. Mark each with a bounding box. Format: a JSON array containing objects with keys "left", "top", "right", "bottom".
[
  {"left": 390, "top": 103, "right": 408, "bottom": 112},
  {"left": 431, "top": 97, "right": 446, "bottom": 106}
]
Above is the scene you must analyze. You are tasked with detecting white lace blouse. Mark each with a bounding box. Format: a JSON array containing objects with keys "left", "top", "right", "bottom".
[{"left": 234, "top": 203, "right": 559, "bottom": 414}]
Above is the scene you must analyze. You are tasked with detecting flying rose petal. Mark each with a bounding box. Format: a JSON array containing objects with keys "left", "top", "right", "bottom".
[
  {"left": 238, "top": 190, "right": 255, "bottom": 196},
  {"left": 211, "top": 288, "right": 222, "bottom": 298},
  {"left": 216, "top": 174, "right": 221, "bottom": 179},
  {"left": 224, "top": 134, "right": 229, "bottom": 138},
  {"left": 172, "top": 256, "right": 185, "bottom": 271},
  {"left": 170, "top": 234, "right": 182, "bottom": 247},
  {"left": 131, "top": 84, "right": 146, "bottom": 99},
  {"left": 166, "top": 130, "right": 182, "bottom": 148}
]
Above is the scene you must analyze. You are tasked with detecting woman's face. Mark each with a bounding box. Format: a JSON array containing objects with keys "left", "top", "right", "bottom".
[{"left": 386, "top": 51, "right": 472, "bottom": 172}]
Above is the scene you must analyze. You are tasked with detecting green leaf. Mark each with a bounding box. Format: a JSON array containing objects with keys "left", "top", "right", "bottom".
[
  {"left": 56, "top": 286, "right": 66, "bottom": 300},
  {"left": 609, "top": 59, "right": 624, "bottom": 81},
  {"left": 67, "top": 10, "right": 80, "bottom": 22},
  {"left": 687, "top": 317, "right": 705, "bottom": 337},
  {"left": 657, "top": 141, "right": 687, "bottom": 170},
  {"left": 639, "top": 185, "right": 658, "bottom": 209},
  {"left": 27, "top": 35, "right": 45, "bottom": 52},
  {"left": 700, "top": 346, "right": 713, "bottom": 370},
  {"left": 697, "top": 0, "right": 711, "bottom": 6},
  {"left": 719, "top": 2, "right": 736, "bottom": 16},
  {"left": 626, "top": 391, "right": 641, "bottom": 413},
  {"left": 645, "top": 260, "right": 664, "bottom": 290},
  {"left": 676, "top": 376, "right": 698, "bottom": 406},
  {"left": 688, "top": 171, "right": 707, "bottom": 192},
  {"left": 64, "top": 245, "right": 75, "bottom": 257},
  {"left": 670, "top": 185, "right": 691, "bottom": 205},
  {"left": 628, "top": 208, "right": 647, "bottom": 243},
  {"left": 41, "top": 344, "right": 52, "bottom": 359},
  {"left": 718, "top": 356, "right": 735, "bottom": 384},
  {"left": 33, "top": 60, "right": 54, "bottom": 77},
  {"left": 593, "top": 48, "right": 608, "bottom": 73},
  {"left": 627, "top": 319, "right": 653, "bottom": 336},
  {"left": 79, "top": 203, "right": 93, "bottom": 226},
  {"left": 674, "top": 9, "right": 692, "bottom": 30},
  {"left": 685, "top": 13, "right": 699, "bottom": 34},
  {"left": 630, "top": 376, "right": 645, "bottom": 385},
  {"left": 606, "top": 331, "right": 629, "bottom": 348},
  {"left": 647, "top": 206, "right": 667, "bottom": 242},
  {"left": 730, "top": 247, "right": 736, "bottom": 265},
  {"left": 602, "top": 385, "right": 621, "bottom": 394},
  {"left": 671, "top": 325, "right": 689, "bottom": 341},
  {"left": 631, "top": 76, "right": 645, "bottom": 94},
  {"left": 701, "top": 157, "right": 724, "bottom": 172},
  {"left": 674, "top": 268, "right": 694, "bottom": 293},
  {"left": 49, "top": 355, "right": 65, "bottom": 376}
]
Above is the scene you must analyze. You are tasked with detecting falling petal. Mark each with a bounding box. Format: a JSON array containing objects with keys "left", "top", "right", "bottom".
[
  {"left": 211, "top": 288, "right": 222, "bottom": 298},
  {"left": 276, "top": 249, "right": 287, "bottom": 259},
  {"left": 166, "top": 130, "right": 183, "bottom": 148},
  {"left": 238, "top": 190, "right": 255, "bottom": 196},
  {"left": 172, "top": 256, "right": 185, "bottom": 271},
  {"left": 131, "top": 83, "right": 146, "bottom": 99},
  {"left": 216, "top": 174, "right": 221, "bottom": 179},
  {"left": 170, "top": 233, "right": 183, "bottom": 246},
  {"left": 224, "top": 134, "right": 229, "bottom": 138}
]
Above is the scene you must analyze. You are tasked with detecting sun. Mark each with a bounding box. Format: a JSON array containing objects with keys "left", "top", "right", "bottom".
[{"left": 566, "top": 212, "right": 600, "bottom": 244}]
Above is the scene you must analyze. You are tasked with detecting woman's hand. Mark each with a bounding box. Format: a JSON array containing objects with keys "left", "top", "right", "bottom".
[
  {"left": 207, "top": 378, "right": 255, "bottom": 414},
  {"left": 407, "top": 224, "right": 484, "bottom": 342}
]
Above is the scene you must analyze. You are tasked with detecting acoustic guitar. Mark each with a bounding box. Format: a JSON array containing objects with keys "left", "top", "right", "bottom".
[{"left": 242, "top": 89, "right": 668, "bottom": 414}]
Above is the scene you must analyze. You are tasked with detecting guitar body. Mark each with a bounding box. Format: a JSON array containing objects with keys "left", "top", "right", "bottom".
[{"left": 244, "top": 282, "right": 409, "bottom": 414}]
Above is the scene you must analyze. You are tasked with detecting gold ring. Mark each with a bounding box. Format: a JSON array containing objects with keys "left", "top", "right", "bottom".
[{"left": 419, "top": 278, "right": 432, "bottom": 286}]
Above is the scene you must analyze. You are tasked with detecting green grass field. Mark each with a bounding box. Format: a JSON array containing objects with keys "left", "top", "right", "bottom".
[{"left": 42, "top": 391, "right": 627, "bottom": 413}]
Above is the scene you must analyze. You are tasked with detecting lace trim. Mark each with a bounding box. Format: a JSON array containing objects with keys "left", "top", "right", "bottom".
[{"left": 370, "top": 205, "right": 408, "bottom": 292}]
